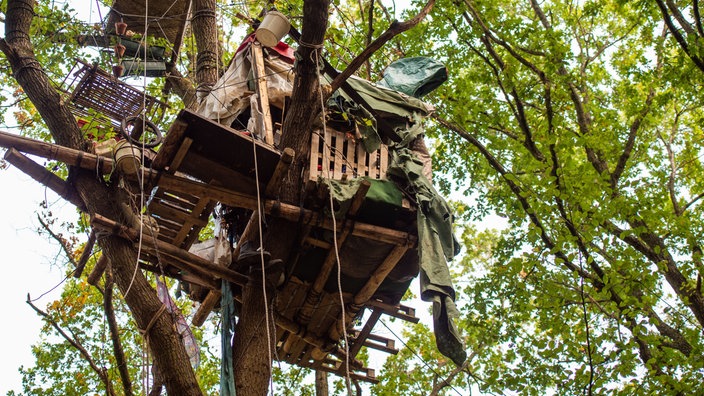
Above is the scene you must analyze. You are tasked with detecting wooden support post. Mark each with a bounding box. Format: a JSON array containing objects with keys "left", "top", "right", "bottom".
[
  {"left": 348, "top": 309, "right": 382, "bottom": 358},
  {"left": 73, "top": 230, "right": 96, "bottom": 278},
  {"left": 4, "top": 148, "right": 86, "bottom": 211},
  {"left": 150, "top": 117, "right": 188, "bottom": 171},
  {"left": 251, "top": 41, "right": 275, "bottom": 145}
]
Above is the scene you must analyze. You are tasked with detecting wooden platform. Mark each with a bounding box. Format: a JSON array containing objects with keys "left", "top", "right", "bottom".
[{"left": 0, "top": 108, "right": 420, "bottom": 383}]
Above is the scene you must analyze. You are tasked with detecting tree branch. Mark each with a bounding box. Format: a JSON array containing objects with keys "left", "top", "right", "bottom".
[
  {"left": 611, "top": 88, "right": 655, "bottom": 189},
  {"left": 104, "top": 270, "right": 134, "bottom": 396},
  {"left": 656, "top": 0, "right": 704, "bottom": 72},
  {"left": 328, "top": 0, "right": 436, "bottom": 94},
  {"left": 37, "top": 213, "right": 77, "bottom": 267},
  {"left": 434, "top": 115, "right": 596, "bottom": 282},
  {"left": 27, "top": 295, "right": 117, "bottom": 396}
]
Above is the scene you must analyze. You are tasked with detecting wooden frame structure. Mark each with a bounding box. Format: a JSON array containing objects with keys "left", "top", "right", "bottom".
[{"left": 0, "top": 105, "right": 419, "bottom": 382}]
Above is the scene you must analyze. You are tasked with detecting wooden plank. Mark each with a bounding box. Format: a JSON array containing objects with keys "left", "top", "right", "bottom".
[
  {"left": 251, "top": 42, "right": 275, "bottom": 145},
  {"left": 379, "top": 144, "right": 389, "bottom": 179},
  {"left": 151, "top": 119, "right": 188, "bottom": 171},
  {"left": 91, "top": 214, "right": 250, "bottom": 286},
  {"left": 168, "top": 136, "right": 193, "bottom": 173},
  {"left": 309, "top": 131, "right": 321, "bottom": 181},
  {"left": 315, "top": 362, "right": 377, "bottom": 384},
  {"left": 366, "top": 300, "right": 419, "bottom": 323},
  {"left": 356, "top": 143, "right": 367, "bottom": 177},
  {"left": 171, "top": 195, "right": 211, "bottom": 248},
  {"left": 348, "top": 309, "right": 382, "bottom": 358},
  {"left": 149, "top": 201, "right": 207, "bottom": 227},
  {"left": 334, "top": 132, "right": 344, "bottom": 179},
  {"left": 323, "top": 129, "right": 332, "bottom": 177},
  {"left": 345, "top": 135, "right": 356, "bottom": 177}
]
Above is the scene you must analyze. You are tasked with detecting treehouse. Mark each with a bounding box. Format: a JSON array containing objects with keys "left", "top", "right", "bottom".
[{"left": 0, "top": 4, "right": 464, "bottom": 385}]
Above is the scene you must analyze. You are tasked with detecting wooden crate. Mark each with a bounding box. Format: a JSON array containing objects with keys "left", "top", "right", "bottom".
[{"left": 309, "top": 129, "right": 388, "bottom": 181}]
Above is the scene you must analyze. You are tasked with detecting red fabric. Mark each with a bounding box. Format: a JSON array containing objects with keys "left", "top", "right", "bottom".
[{"left": 235, "top": 33, "right": 295, "bottom": 63}]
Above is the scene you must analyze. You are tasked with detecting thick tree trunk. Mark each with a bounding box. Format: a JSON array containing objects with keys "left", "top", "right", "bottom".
[
  {"left": 231, "top": 1, "right": 331, "bottom": 395},
  {"left": 315, "top": 370, "right": 329, "bottom": 396},
  {"left": 192, "top": 0, "right": 220, "bottom": 101},
  {"left": 0, "top": 1, "right": 202, "bottom": 394}
]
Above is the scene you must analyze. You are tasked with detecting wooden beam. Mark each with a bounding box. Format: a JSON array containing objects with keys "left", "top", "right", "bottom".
[
  {"left": 329, "top": 245, "right": 408, "bottom": 341},
  {"left": 0, "top": 130, "right": 113, "bottom": 174},
  {"left": 168, "top": 136, "right": 193, "bottom": 173},
  {"left": 4, "top": 148, "right": 86, "bottom": 211},
  {"left": 150, "top": 119, "right": 188, "bottom": 171},
  {"left": 251, "top": 41, "right": 275, "bottom": 145},
  {"left": 90, "top": 214, "right": 250, "bottom": 286},
  {"left": 348, "top": 309, "right": 382, "bottom": 358},
  {"left": 366, "top": 299, "right": 419, "bottom": 323}
]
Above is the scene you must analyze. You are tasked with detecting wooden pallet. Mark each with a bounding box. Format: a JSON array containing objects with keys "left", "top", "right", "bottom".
[{"left": 309, "top": 128, "right": 388, "bottom": 181}]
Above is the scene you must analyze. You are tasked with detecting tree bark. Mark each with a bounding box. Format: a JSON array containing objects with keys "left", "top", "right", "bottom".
[
  {"left": 315, "top": 370, "right": 329, "bottom": 396},
  {"left": 191, "top": 0, "right": 220, "bottom": 101},
  {"left": 0, "top": 1, "right": 202, "bottom": 394},
  {"left": 231, "top": 1, "right": 331, "bottom": 395}
]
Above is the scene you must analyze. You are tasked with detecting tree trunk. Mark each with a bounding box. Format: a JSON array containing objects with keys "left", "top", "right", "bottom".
[
  {"left": 315, "top": 370, "right": 329, "bottom": 396},
  {"left": 231, "top": 1, "right": 331, "bottom": 395},
  {"left": 0, "top": 1, "right": 202, "bottom": 394},
  {"left": 191, "top": 0, "right": 220, "bottom": 101}
]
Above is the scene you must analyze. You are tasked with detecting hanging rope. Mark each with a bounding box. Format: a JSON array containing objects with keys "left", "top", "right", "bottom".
[
  {"left": 250, "top": 122, "right": 276, "bottom": 396},
  {"left": 315, "top": 48, "right": 353, "bottom": 395}
]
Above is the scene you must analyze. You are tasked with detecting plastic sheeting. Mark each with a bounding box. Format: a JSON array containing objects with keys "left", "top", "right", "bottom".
[
  {"left": 378, "top": 57, "right": 448, "bottom": 98},
  {"left": 198, "top": 42, "right": 294, "bottom": 130}
]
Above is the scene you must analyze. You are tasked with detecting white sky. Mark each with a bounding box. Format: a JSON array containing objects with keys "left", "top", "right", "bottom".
[{"left": 0, "top": 164, "right": 79, "bottom": 394}]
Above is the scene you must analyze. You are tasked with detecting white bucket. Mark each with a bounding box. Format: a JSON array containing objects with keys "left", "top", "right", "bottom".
[
  {"left": 114, "top": 140, "right": 142, "bottom": 175},
  {"left": 255, "top": 11, "right": 290, "bottom": 48}
]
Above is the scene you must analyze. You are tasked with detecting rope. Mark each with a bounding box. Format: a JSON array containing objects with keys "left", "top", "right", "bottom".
[
  {"left": 316, "top": 49, "right": 353, "bottom": 395},
  {"left": 250, "top": 124, "right": 276, "bottom": 396}
]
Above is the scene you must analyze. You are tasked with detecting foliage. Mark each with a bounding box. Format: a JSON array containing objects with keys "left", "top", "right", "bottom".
[{"left": 375, "top": 0, "right": 704, "bottom": 394}]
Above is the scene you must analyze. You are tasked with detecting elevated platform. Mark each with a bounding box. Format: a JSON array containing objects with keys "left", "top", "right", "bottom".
[{"left": 123, "top": 110, "right": 418, "bottom": 382}]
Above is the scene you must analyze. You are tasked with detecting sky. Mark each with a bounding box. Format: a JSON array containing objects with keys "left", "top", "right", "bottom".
[{"left": 0, "top": 164, "right": 81, "bottom": 394}]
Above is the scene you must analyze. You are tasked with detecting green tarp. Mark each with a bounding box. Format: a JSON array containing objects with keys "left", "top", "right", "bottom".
[
  {"left": 378, "top": 57, "right": 448, "bottom": 98},
  {"left": 323, "top": 60, "right": 465, "bottom": 366}
]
